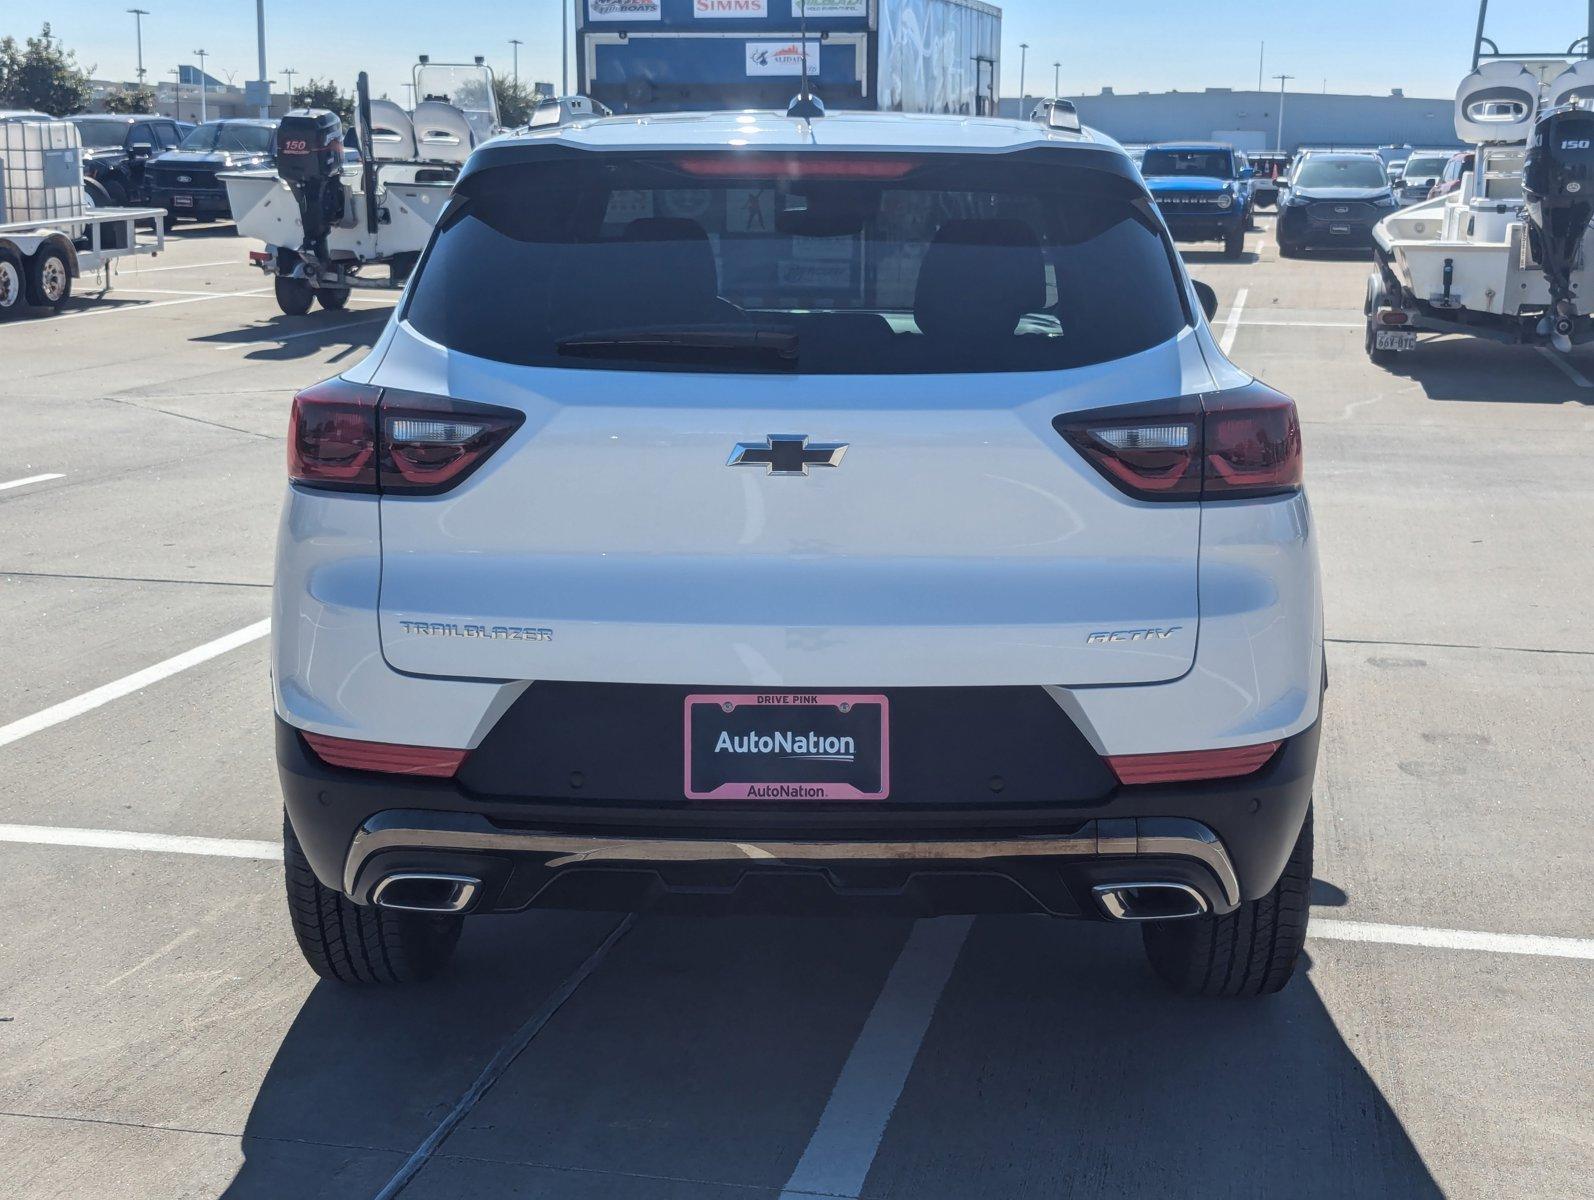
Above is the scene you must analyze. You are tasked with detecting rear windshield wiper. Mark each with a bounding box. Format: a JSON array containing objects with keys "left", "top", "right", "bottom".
[{"left": 556, "top": 325, "right": 799, "bottom": 368}]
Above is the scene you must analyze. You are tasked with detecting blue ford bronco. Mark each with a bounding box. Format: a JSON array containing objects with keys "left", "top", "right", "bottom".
[{"left": 1140, "top": 142, "right": 1254, "bottom": 258}]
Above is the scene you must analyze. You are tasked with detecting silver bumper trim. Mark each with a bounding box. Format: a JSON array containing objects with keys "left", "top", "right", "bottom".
[{"left": 343, "top": 813, "right": 1242, "bottom": 911}]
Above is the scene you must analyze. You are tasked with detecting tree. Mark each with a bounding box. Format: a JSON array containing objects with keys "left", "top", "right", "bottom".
[
  {"left": 492, "top": 76, "right": 540, "bottom": 128},
  {"left": 102, "top": 86, "right": 157, "bottom": 115},
  {"left": 291, "top": 78, "right": 353, "bottom": 122},
  {"left": 0, "top": 24, "right": 93, "bottom": 116}
]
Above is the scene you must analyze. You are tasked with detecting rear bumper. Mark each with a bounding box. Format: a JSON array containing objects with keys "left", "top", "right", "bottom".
[
  {"left": 277, "top": 713, "right": 1319, "bottom": 920},
  {"left": 1161, "top": 212, "right": 1245, "bottom": 241}
]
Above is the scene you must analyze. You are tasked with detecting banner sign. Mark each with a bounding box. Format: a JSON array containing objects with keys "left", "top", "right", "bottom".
[
  {"left": 792, "top": 0, "right": 867, "bottom": 15},
  {"left": 746, "top": 41, "right": 817, "bottom": 76},
  {"left": 696, "top": 0, "right": 769, "bottom": 16},
  {"left": 588, "top": 0, "right": 661, "bottom": 20}
]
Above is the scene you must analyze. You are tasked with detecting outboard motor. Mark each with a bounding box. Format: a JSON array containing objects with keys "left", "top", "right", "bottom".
[
  {"left": 1524, "top": 104, "right": 1594, "bottom": 350},
  {"left": 274, "top": 108, "right": 346, "bottom": 268}
]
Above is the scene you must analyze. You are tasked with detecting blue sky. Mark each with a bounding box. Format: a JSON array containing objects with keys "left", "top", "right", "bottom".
[{"left": 6, "top": 0, "right": 1589, "bottom": 106}]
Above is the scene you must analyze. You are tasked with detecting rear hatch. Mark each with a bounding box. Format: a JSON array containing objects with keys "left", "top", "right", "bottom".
[{"left": 373, "top": 145, "right": 1212, "bottom": 688}]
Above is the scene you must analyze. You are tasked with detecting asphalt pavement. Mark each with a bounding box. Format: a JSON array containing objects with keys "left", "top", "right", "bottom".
[{"left": 0, "top": 216, "right": 1589, "bottom": 1200}]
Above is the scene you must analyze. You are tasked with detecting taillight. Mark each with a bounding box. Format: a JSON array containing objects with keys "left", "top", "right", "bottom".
[
  {"left": 302, "top": 731, "right": 468, "bottom": 778},
  {"left": 288, "top": 380, "right": 523, "bottom": 495},
  {"left": 1105, "top": 741, "right": 1281, "bottom": 785},
  {"left": 1055, "top": 381, "right": 1302, "bottom": 502}
]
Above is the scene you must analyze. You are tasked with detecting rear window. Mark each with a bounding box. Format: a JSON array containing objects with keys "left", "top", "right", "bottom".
[
  {"left": 1295, "top": 158, "right": 1387, "bottom": 189},
  {"left": 1140, "top": 149, "right": 1233, "bottom": 179},
  {"left": 403, "top": 153, "right": 1189, "bottom": 375}
]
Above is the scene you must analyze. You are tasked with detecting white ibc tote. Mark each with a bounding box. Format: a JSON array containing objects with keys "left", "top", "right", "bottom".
[{"left": 0, "top": 118, "right": 85, "bottom": 226}]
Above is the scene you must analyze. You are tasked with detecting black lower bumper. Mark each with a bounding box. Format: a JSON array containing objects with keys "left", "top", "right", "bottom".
[
  {"left": 147, "top": 187, "right": 232, "bottom": 219},
  {"left": 1163, "top": 215, "right": 1245, "bottom": 242},
  {"left": 277, "top": 713, "right": 1319, "bottom": 920},
  {"left": 1279, "top": 211, "right": 1380, "bottom": 249}
]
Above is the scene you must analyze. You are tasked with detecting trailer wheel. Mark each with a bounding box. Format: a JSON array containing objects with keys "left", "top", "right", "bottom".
[
  {"left": 316, "top": 286, "right": 351, "bottom": 311},
  {"left": 26, "top": 245, "right": 72, "bottom": 312},
  {"left": 275, "top": 276, "right": 314, "bottom": 316},
  {"left": 0, "top": 248, "right": 25, "bottom": 321}
]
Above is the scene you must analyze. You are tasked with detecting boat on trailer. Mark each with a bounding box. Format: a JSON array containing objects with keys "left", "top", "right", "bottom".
[{"left": 1368, "top": 1, "right": 1594, "bottom": 360}]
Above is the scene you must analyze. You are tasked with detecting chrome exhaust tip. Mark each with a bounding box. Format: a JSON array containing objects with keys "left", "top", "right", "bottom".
[
  {"left": 1093, "top": 882, "right": 1210, "bottom": 922},
  {"left": 370, "top": 872, "right": 481, "bottom": 914}
]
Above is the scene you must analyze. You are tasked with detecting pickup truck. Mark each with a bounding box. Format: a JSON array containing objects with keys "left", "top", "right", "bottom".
[
  {"left": 66, "top": 114, "right": 191, "bottom": 206},
  {"left": 1141, "top": 142, "right": 1254, "bottom": 258}
]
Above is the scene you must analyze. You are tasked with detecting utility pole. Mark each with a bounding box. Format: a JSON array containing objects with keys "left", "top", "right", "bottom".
[
  {"left": 255, "top": 0, "right": 269, "bottom": 117},
  {"left": 193, "top": 49, "right": 208, "bottom": 122},
  {"left": 1019, "top": 42, "right": 1028, "bottom": 109},
  {"left": 127, "top": 9, "right": 149, "bottom": 85},
  {"left": 510, "top": 38, "right": 523, "bottom": 86},
  {"left": 282, "top": 66, "right": 297, "bottom": 108},
  {"left": 1273, "top": 73, "right": 1294, "bottom": 152}
]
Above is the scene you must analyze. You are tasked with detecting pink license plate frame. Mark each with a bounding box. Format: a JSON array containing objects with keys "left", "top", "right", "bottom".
[{"left": 683, "top": 692, "right": 890, "bottom": 801}]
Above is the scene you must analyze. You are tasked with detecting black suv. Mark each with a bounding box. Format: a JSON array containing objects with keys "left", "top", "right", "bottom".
[
  {"left": 1276, "top": 153, "right": 1399, "bottom": 255},
  {"left": 68, "top": 114, "right": 190, "bottom": 206},
  {"left": 145, "top": 119, "right": 278, "bottom": 222}
]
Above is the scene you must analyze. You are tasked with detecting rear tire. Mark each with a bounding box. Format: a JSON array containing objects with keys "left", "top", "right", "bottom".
[
  {"left": 1142, "top": 805, "right": 1312, "bottom": 997},
  {"left": 1224, "top": 226, "right": 1246, "bottom": 258},
  {"left": 83, "top": 178, "right": 112, "bottom": 208},
  {"left": 283, "top": 813, "right": 463, "bottom": 984},
  {"left": 274, "top": 275, "right": 314, "bottom": 316},
  {"left": 0, "top": 247, "right": 25, "bottom": 321},
  {"left": 25, "top": 245, "right": 72, "bottom": 312},
  {"left": 101, "top": 176, "right": 128, "bottom": 207},
  {"left": 316, "top": 286, "right": 351, "bottom": 311}
]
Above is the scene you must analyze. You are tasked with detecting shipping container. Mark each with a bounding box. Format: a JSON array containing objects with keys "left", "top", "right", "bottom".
[{"left": 578, "top": 0, "right": 1001, "bottom": 116}]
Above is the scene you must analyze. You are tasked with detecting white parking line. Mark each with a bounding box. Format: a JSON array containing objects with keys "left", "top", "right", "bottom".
[
  {"left": 1219, "top": 287, "right": 1248, "bottom": 355},
  {"left": 780, "top": 917, "right": 973, "bottom": 1200},
  {"left": 0, "top": 473, "right": 64, "bottom": 492},
  {"left": 1536, "top": 347, "right": 1594, "bottom": 388},
  {"left": 41, "top": 288, "right": 272, "bottom": 323},
  {"left": 212, "top": 314, "right": 388, "bottom": 350},
  {"left": 0, "top": 824, "right": 279, "bottom": 860},
  {"left": 122, "top": 258, "right": 244, "bottom": 274},
  {"left": 1310, "top": 919, "right": 1594, "bottom": 961},
  {"left": 0, "top": 619, "right": 269, "bottom": 749}
]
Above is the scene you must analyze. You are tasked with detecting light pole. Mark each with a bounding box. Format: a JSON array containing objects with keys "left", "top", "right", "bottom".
[
  {"left": 127, "top": 9, "right": 149, "bottom": 85},
  {"left": 1053, "top": 61, "right": 1060, "bottom": 98},
  {"left": 255, "top": 0, "right": 269, "bottom": 118},
  {"left": 1018, "top": 42, "right": 1028, "bottom": 109},
  {"left": 169, "top": 66, "right": 181, "bottom": 119},
  {"left": 1273, "top": 73, "right": 1294, "bottom": 152},
  {"left": 193, "top": 49, "right": 208, "bottom": 122},
  {"left": 282, "top": 67, "right": 297, "bottom": 108},
  {"left": 562, "top": 0, "right": 571, "bottom": 96},
  {"left": 510, "top": 38, "right": 523, "bottom": 87},
  {"left": 402, "top": 82, "right": 415, "bottom": 110},
  {"left": 1257, "top": 42, "right": 1264, "bottom": 91}
]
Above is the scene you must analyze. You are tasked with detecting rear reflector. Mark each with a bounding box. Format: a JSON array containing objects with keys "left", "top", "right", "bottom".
[
  {"left": 302, "top": 732, "right": 469, "bottom": 778},
  {"left": 1105, "top": 741, "right": 1281, "bottom": 785},
  {"left": 248, "top": 250, "right": 271, "bottom": 264},
  {"left": 1056, "top": 380, "right": 1302, "bottom": 503}
]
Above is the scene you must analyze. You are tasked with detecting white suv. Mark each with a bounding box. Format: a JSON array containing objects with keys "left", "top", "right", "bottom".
[{"left": 273, "top": 108, "right": 1323, "bottom": 996}]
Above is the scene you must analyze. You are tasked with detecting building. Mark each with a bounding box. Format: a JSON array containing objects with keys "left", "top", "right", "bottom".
[
  {"left": 88, "top": 74, "right": 293, "bottom": 121},
  {"left": 999, "top": 87, "right": 1463, "bottom": 153}
]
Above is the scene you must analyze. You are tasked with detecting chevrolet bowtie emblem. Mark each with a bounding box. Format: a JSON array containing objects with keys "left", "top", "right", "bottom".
[{"left": 728, "top": 434, "right": 848, "bottom": 477}]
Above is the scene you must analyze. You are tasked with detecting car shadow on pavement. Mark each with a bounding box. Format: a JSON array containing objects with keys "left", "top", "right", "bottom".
[
  {"left": 1373, "top": 337, "right": 1594, "bottom": 405},
  {"left": 1180, "top": 249, "right": 1262, "bottom": 266},
  {"left": 189, "top": 312, "right": 392, "bottom": 363},
  {"left": 215, "top": 910, "right": 1442, "bottom": 1200}
]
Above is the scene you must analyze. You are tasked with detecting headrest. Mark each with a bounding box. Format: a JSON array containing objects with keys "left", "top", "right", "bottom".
[
  {"left": 412, "top": 101, "right": 474, "bottom": 164},
  {"left": 914, "top": 219, "right": 1047, "bottom": 341},
  {"left": 364, "top": 98, "right": 416, "bottom": 161},
  {"left": 621, "top": 218, "right": 720, "bottom": 308}
]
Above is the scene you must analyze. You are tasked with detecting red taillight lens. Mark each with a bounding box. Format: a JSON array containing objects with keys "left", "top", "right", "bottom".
[
  {"left": 1202, "top": 389, "right": 1302, "bottom": 499},
  {"left": 302, "top": 731, "right": 469, "bottom": 778},
  {"left": 288, "top": 381, "right": 523, "bottom": 495},
  {"left": 1105, "top": 741, "right": 1281, "bottom": 785},
  {"left": 288, "top": 378, "right": 379, "bottom": 490},
  {"left": 1056, "top": 381, "right": 1302, "bottom": 503}
]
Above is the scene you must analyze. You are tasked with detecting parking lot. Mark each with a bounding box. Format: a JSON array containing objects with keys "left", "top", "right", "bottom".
[{"left": 1, "top": 212, "right": 1590, "bottom": 1199}]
